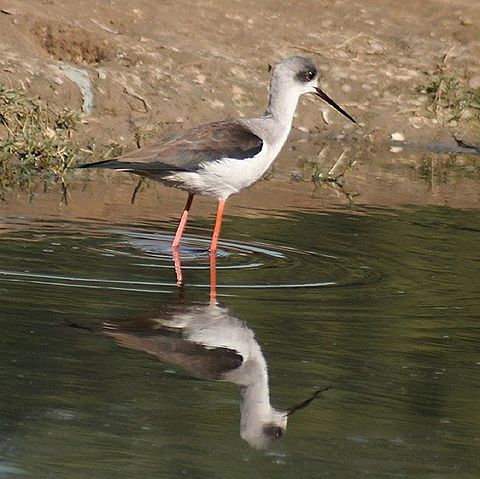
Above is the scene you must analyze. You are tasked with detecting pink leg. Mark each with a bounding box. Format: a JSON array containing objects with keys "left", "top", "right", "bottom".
[
  {"left": 172, "top": 193, "right": 194, "bottom": 249},
  {"left": 210, "top": 199, "right": 226, "bottom": 253}
]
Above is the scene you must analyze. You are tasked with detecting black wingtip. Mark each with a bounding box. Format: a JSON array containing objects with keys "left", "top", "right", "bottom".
[{"left": 75, "top": 159, "right": 117, "bottom": 169}]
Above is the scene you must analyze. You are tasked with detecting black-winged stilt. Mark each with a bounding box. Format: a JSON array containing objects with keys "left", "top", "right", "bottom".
[{"left": 78, "top": 56, "right": 355, "bottom": 254}]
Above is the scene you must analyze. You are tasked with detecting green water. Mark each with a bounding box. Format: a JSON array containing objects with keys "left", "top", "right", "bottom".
[{"left": 0, "top": 206, "right": 479, "bottom": 478}]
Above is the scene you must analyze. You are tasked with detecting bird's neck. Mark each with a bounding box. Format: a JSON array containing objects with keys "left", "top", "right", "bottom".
[
  {"left": 265, "top": 81, "right": 300, "bottom": 131},
  {"left": 238, "top": 357, "right": 272, "bottom": 432}
]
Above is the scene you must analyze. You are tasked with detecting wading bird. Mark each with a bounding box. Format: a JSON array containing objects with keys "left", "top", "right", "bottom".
[{"left": 78, "top": 56, "right": 355, "bottom": 255}]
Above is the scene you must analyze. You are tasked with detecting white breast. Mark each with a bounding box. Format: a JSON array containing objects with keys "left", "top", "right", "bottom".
[{"left": 165, "top": 142, "right": 276, "bottom": 200}]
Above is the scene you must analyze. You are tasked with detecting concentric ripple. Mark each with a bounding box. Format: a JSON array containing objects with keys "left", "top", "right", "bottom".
[{"left": 0, "top": 218, "right": 380, "bottom": 293}]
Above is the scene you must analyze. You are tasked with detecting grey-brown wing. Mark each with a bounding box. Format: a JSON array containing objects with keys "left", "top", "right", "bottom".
[
  {"left": 102, "top": 306, "right": 244, "bottom": 380},
  {"left": 79, "top": 120, "right": 263, "bottom": 172},
  {"left": 105, "top": 330, "right": 243, "bottom": 380}
]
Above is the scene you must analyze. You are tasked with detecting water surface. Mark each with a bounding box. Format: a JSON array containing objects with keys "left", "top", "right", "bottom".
[{"left": 1, "top": 202, "right": 479, "bottom": 478}]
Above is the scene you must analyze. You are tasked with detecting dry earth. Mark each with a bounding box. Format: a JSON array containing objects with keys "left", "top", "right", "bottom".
[
  {"left": 1, "top": 0, "right": 479, "bottom": 145},
  {"left": 0, "top": 0, "right": 479, "bottom": 216}
]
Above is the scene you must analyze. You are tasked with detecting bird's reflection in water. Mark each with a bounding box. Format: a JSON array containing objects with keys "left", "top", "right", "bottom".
[{"left": 103, "top": 299, "right": 327, "bottom": 449}]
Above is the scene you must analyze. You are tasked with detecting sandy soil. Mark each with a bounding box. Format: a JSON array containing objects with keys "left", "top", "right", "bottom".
[
  {"left": 0, "top": 0, "right": 479, "bottom": 217},
  {"left": 1, "top": 0, "right": 479, "bottom": 144}
]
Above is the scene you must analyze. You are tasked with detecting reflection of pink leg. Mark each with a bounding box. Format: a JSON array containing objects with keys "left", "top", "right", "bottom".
[
  {"left": 173, "top": 248, "right": 183, "bottom": 286},
  {"left": 172, "top": 193, "right": 194, "bottom": 249},
  {"left": 209, "top": 251, "right": 217, "bottom": 304},
  {"left": 210, "top": 199, "right": 225, "bottom": 253}
]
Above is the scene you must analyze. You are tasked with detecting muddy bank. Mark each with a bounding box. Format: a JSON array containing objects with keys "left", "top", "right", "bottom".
[
  {"left": 1, "top": 143, "right": 478, "bottom": 228},
  {"left": 0, "top": 0, "right": 479, "bottom": 215},
  {"left": 1, "top": 0, "right": 479, "bottom": 148}
]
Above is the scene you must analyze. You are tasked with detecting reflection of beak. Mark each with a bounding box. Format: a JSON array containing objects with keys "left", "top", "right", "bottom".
[
  {"left": 314, "top": 87, "right": 356, "bottom": 124},
  {"left": 285, "top": 385, "right": 331, "bottom": 417}
]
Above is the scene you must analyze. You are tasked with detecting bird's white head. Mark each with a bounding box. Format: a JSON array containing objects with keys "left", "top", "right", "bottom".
[
  {"left": 271, "top": 55, "right": 320, "bottom": 96},
  {"left": 267, "top": 56, "right": 356, "bottom": 124},
  {"left": 241, "top": 407, "right": 288, "bottom": 450}
]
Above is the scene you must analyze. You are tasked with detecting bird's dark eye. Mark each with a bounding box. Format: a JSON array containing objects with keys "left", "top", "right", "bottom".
[
  {"left": 263, "top": 425, "right": 284, "bottom": 440},
  {"left": 295, "top": 66, "right": 317, "bottom": 84}
]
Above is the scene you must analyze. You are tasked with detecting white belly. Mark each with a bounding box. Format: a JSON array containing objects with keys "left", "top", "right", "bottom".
[{"left": 165, "top": 143, "right": 276, "bottom": 199}]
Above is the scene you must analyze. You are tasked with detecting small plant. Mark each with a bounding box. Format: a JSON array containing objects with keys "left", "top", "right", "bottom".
[
  {"left": 417, "top": 67, "right": 480, "bottom": 124},
  {"left": 0, "top": 85, "right": 80, "bottom": 198}
]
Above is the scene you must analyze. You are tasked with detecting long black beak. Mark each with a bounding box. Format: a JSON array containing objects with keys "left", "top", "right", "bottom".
[
  {"left": 285, "top": 386, "right": 331, "bottom": 417},
  {"left": 315, "top": 87, "right": 356, "bottom": 124}
]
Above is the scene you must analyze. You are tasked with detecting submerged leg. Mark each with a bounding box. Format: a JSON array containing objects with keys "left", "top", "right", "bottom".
[
  {"left": 172, "top": 248, "right": 184, "bottom": 286},
  {"left": 209, "top": 251, "right": 217, "bottom": 304},
  {"left": 210, "top": 199, "right": 226, "bottom": 253},
  {"left": 172, "top": 193, "right": 194, "bottom": 249}
]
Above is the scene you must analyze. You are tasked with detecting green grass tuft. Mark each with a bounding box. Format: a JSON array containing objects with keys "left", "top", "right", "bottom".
[
  {"left": 418, "top": 68, "right": 480, "bottom": 124},
  {"left": 0, "top": 85, "right": 80, "bottom": 198}
]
